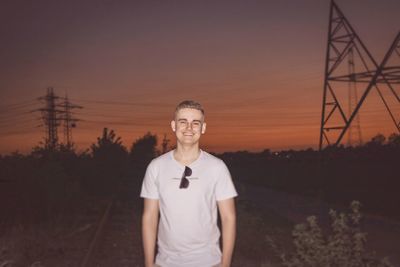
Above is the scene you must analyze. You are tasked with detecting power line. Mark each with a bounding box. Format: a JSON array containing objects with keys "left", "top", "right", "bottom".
[
  {"left": 79, "top": 120, "right": 165, "bottom": 127},
  {"left": 0, "top": 110, "right": 35, "bottom": 119},
  {"left": 70, "top": 99, "right": 170, "bottom": 107},
  {"left": 0, "top": 118, "right": 40, "bottom": 128},
  {"left": 0, "top": 129, "right": 41, "bottom": 136},
  {"left": 0, "top": 102, "right": 40, "bottom": 113},
  {"left": 0, "top": 99, "right": 37, "bottom": 109}
]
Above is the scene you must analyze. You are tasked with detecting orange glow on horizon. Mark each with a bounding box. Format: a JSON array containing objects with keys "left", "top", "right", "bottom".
[{"left": 0, "top": 1, "right": 399, "bottom": 154}]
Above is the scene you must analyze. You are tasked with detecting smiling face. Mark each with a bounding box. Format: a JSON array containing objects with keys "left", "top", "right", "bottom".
[{"left": 171, "top": 108, "right": 206, "bottom": 147}]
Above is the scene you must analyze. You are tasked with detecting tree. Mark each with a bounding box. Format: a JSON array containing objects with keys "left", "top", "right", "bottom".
[
  {"left": 91, "top": 128, "right": 127, "bottom": 159},
  {"left": 88, "top": 128, "right": 128, "bottom": 195},
  {"left": 367, "top": 133, "right": 386, "bottom": 146},
  {"left": 161, "top": 133, "right": 171, "bottom": 154},
  {"left": 388, "top": 133, "right": 400, "bottom": 146},
  {"left": 130, "top": 132, "right": 158, "bottom": 167}
]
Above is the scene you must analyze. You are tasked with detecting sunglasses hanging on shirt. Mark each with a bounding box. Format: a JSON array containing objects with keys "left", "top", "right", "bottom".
[{"left": 179, "top": 166, "right": 192, "bottom": 189}]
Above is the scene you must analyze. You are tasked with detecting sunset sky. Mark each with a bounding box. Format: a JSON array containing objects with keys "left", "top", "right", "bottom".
[{"left": 0, "top": 0, "right": 399, "bottom": 154}]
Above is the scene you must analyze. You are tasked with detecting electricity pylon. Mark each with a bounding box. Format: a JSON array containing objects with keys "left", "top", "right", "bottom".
[
  {"left": 37, "top": 88, "right": 83, "bottom": 151},
  {"left": 37, "top": 87, "right": 62, "bottom": 150},
  {"left": 319, "top": 0, "right": 400, "bottom": 150},
  {"left": 347, "top": 47, "right": 362, "bottom": 146},
  {"left": 60, "top": 94, "right": 82, "bottom": 149}
]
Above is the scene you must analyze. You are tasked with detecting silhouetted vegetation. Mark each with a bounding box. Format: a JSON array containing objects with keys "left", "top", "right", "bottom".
[
  {"left": 273, "top": 201, "right": 393, "bottom": 267},
  {"left": 220, "top": 133, "right": 400, "bottom": 219},
  {"left": 1, "top": 131, "right": 398, "bottom": 226},
  {"left": 0, "top": 128, "right": 160, "bottom": 225},
  {"left": 86, "top": 128, "right": 129, "bottom": 196},
  {"left": 130, "top": 132, "right": 158, "bottom": 170},
  {"left": 0, "top": 132, "right": 399, "bottom": 265},
  {"left": 0, "top": 147, "right": 84, "bottom": 224}
]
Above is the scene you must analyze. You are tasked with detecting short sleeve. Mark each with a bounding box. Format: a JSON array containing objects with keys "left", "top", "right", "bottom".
[
  {"left": 215, "top": 161, "right": 238, "bottom": 201},
  {"left": 140, "top": 160, "right": 159, "bottom": 199}
]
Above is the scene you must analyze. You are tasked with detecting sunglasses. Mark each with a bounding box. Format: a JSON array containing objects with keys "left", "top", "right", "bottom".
[{"left": 179, "top": 166, "right": 192, "bottom": 189}]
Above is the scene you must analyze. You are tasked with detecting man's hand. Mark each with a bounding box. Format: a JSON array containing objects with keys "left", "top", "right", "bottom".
[
  {"left": 217, "top": 198, "right": 236, "bottom": 267},
  {"left": 142, "top": 198, "right": 159, "bottom": 267}
]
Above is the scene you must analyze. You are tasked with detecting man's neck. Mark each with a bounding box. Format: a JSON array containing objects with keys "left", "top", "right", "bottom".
[{"left": 173, "top": 144, "right": 201, "bottom": 166}]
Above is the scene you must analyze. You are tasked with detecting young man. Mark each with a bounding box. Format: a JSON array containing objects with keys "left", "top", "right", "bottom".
[{"left": 141, "top": 100, "right": 237, "bottom": 267}]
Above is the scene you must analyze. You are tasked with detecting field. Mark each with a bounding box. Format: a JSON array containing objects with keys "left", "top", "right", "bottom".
[{"left": 1, "top": 136, "right": 399, "bottom": 266}]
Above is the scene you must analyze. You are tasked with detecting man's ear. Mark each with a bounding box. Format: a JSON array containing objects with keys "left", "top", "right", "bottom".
[
  {"left": 171, "top": 120, "right": 176, "bottom": 132},
  {"left": 201, "top": 122, "right": 206, "bottom": 134}
]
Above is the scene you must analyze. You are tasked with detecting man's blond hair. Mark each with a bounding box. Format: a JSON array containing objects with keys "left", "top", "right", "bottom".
[{"left": 174, "top": 100, "right": 205, "bottom": 118}]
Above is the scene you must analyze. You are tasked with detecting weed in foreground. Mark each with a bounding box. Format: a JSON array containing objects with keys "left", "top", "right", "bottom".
[{"left": 268, "top": 201, "right": 393, "bottom": 267}]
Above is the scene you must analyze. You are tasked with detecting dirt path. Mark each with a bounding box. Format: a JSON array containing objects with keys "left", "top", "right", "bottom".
[
  {"left": 90, "top": 199, "right": 143, "bottom": 267},
  {"left": 239, "top": 183, "right": 400, "bottom": 266}
]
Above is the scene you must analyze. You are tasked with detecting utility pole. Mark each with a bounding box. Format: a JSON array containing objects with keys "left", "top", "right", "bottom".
[
  {"left": 59, "top": 94, "right": 82, "bottom": 150},
  {"left": 37, "top": 87, "right": 62, "bottom": 150}
]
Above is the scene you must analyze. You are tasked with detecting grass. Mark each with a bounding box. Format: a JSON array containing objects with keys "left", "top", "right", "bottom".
[
  {"left": 234, "top": 194, "right": 294, "bottom": 267},
  {"left": 0, "top": 184, "right": 296, "bottom": 267},
  {"left": 0, "top": 220, "right": 72, "bottom": 266},
  {"left": 0, "top": 196, "right": 110, "bottom": 267}
]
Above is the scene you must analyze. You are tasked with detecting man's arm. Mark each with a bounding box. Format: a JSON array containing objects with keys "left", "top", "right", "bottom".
[
  {"left": 218, "top": 198, "right": 236, "bottom": 267},
  {"left": 142, "top": 198, "right": 159, "bottom": 267}
]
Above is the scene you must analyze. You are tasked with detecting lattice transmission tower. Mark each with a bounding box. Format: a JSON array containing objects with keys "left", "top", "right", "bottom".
[
  {"left": 60, "top": 94, "right": 82, "bottom": 149},
  {"left": 38, "top": 87, "right": 63, "bottom": 150},
  {"left": 37, "top": 88, "right": 82, "bottom": 150},
  {"left": 319, "top": 0, "right": 400, "bottom": 150},
  {"left": 347, "top": 47, "right": 362, "bottom": 146}
]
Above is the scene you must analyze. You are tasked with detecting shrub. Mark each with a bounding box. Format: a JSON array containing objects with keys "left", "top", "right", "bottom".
[
  {"left": 87, "top": 128, "right": 128, "bottom": 195},
  {"left": 277, "top": 201, "right": 393, "bottom": 267},
  {"left": 130, "top": 132, "right": 158, "bottom": 167}
]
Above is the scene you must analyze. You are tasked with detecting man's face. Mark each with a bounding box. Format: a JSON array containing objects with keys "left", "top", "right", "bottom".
[{"left": 171, "top": 108, "right": 206, "bottom": 146}]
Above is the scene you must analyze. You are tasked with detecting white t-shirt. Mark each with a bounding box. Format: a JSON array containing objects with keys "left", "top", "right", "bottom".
[{"left": 140, "top": 149, "right": 238, "bottom": 267}]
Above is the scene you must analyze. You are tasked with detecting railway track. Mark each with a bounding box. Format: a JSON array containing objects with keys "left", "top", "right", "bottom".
[{"left": 80, "top": 195, "right": 143, "bottom": 267}]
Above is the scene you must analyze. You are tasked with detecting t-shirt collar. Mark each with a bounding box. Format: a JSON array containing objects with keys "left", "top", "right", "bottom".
[{"left": 170, "top": 149, "right": 203, "bottom": 170}]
